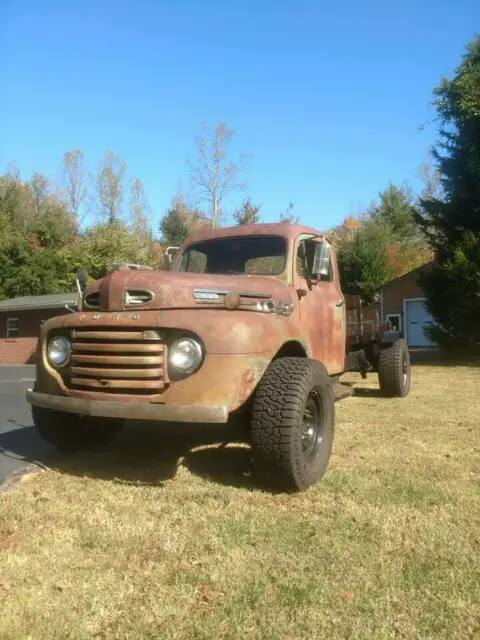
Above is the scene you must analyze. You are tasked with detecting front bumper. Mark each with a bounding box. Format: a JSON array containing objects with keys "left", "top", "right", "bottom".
[{"left": 25, "top": 390, "right": 229, "bottom": 424}]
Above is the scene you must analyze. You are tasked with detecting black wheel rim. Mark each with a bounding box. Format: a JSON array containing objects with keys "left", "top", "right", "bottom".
[{"left": 301, "top": 390, "right": 324, "bottom": 461}]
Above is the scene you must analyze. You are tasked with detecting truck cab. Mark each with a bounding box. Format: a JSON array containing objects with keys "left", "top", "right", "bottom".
[{"left": 26, "top": 223, "right": 411, "bottom": 492}]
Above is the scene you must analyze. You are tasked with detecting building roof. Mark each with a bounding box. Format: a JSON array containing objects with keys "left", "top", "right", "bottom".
[
  {"left": 0, "top": 292, "right": 78, "bottom": 312},
  {"left": 381, "top": 261, "right": 435, "bottom": 291}
]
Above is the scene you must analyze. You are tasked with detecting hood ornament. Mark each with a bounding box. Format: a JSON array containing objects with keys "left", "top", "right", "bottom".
[{"left": 192, "top": 289, "right": 292, "bottom": 315}]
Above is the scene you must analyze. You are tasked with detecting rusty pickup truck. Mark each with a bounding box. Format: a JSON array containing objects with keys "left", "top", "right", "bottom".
[{"left": 26, "top": 223, "right": 411, "bottom": 492}]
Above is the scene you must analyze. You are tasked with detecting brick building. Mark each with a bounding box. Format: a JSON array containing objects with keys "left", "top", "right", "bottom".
[
  {"left": 381, "top": 262, "right": 436, "bottom": 348},
  {"left": 0, "top": 293, "right": 77, "bottom": 364}
]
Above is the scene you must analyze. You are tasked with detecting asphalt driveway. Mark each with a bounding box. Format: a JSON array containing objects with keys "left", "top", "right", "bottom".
[{"left": 0, "top": 365, "right": 53, "bottom": 485}]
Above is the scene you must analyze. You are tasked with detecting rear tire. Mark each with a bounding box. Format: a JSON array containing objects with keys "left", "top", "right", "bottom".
[
  {"left": 32, "top": 405, "right": 124, "bottom": 451},
  {"left": 378, "top": 338, "right": 411, "bottom": 398},
  {"left": 250, "top": 357, "right": 335, "bottom": 492}
]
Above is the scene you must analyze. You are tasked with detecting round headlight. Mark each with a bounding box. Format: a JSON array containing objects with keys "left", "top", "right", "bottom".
[
  {"left": 47, "top": 336, "right": 71, "bottom": 367},
  {"left": 169, "top": 338, "right": 203, "bottom": 375}
]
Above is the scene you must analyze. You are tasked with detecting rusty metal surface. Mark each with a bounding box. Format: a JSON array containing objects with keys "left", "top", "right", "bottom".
[
  {"left": 171, "top": 223, "right": 327, "bottom": 258},
  {"left": 291, "top": 234, "right": 346, "bottom": 374},
  {"left": 70, "top": 378, "right": 162, "bottom": 389},
  {"left": 45, "top": 310, "right": 301, "bottom": 356},
  {"left": 72, "top": 342, "right": 161, "bottom": 353},
  {"left": 71, "top": 354, "right": 163, "bottom": 365},
  {"left": 66, "top": 327, "right": 166, "bottom": 397},
  {"left": 345, "top": 295, "right": 381, "bottom": 344},
  {"left": 32, "top": 222, "right": 384, "bottom": 418},
  {"left": 84, "top": 270, "right": 297, "bottom": 313},
  {"left": 32, "top": 349, "right": 271, "bottom": 413},
  {"left": 70, "top": 367, "right": 163, "bottom": 378},
  {"left": 74, "top": 330, "right": 150, "bottom": 340},
  {"left": 26, "top": 390, "right": 229, "bottom": 423}
]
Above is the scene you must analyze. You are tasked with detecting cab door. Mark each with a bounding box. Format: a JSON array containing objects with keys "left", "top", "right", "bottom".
[{"left": 294, "top": 236, "right": 346, "bottom": 375}]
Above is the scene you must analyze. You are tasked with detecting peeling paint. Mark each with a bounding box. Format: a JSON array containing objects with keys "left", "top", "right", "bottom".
[{"left": 33, "top": 223, "right": 381, "bottom": 418}]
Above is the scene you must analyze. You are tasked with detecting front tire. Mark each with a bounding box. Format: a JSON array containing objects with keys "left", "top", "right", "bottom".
[
  {"left": 32, "top": 405, "right": 124, "bottom": 451},
  {"left": 250, "top": 357, "right": 335, "bottom": 492},
  {"left": 378, "top": 338, "right": 411, "bottom": 398}
]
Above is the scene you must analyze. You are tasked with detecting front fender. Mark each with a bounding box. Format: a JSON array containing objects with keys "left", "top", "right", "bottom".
[
  {"left": 41, "top": 308, "right": 302, "bottom": 355},
  {"left": 35, "top": 309, "right": 305, "bottom": 413}
]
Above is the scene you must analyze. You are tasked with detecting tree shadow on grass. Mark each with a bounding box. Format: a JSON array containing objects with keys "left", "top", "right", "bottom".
[
  {"left": 59, "top": 420, "right": 259, "bottom": 490},
  {"left": 351, "top": 388, "right": 384, "bottom": 398},
  {"left": 183, "top": 444, "right": 259, "bottom": 490},
  {"left": 1, "top": 418, "right": 263, "bottom": 491},
  {"left": 409, "top": 349, "right": 480, "bottom": 367}
]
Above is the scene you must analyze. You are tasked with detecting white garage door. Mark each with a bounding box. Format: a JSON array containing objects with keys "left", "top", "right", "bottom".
[{"left": 405, "top": 299, "right": 433, "bottom": 347}]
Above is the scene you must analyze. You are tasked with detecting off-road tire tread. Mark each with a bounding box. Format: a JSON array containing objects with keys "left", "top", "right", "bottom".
[
  {"left": 378, "top": 338, "right": 411, "bottom": 398},
  {"left": 250, "top": 357, "right": 334, "bottom": 492}
]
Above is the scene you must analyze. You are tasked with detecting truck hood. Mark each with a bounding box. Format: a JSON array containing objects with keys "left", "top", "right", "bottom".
[{"left": 82, "top": 269, "right": 294, "bottom": 313}]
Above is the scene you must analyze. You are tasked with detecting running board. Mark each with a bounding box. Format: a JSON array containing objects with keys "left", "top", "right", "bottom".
[{"left": 331, "top": 380, "right": 355, "bottom": 402}]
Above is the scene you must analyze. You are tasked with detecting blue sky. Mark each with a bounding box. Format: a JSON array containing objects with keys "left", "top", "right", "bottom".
[{"left": 1, "top": 1, "right": 478, "bottom": 232}]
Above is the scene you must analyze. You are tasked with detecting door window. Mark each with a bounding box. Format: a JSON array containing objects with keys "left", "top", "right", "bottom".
[{"left": 296, "top": 239, "right": 332, "bottom": 281}]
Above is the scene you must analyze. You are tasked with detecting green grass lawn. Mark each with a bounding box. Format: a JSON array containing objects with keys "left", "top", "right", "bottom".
[{"left": 1, "top": 364, "right": 479, "bottom": 639}]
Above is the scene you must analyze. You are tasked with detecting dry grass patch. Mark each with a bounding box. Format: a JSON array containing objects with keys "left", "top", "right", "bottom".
[{"left": 1, "top": 364, "right": 479, "bottom": 639}]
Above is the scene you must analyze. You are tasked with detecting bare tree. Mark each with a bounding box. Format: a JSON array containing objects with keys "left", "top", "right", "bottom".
[
  {"left": 62, "top": 149, "right": 88, "bottom": 221},
  {"left": 5, "top": 162, "right": 21, "bottom": 180},
  {"left": 417, "top": 148, "right": 443, "bottom": 202},
  {"left": 97, "top": 151, "right": 127, "bottom": 223},
  {"left": 280, "top": 201, "right": 299, "bottom": 224},
  {"left": 129, "top": 178, "right": 152, "bottom": 238},
  {"left": 30, "top": 172, "right": 50, "bottom": 216},
  {"left": 188, "top": 122, "right": 249, "bottom": 227}
]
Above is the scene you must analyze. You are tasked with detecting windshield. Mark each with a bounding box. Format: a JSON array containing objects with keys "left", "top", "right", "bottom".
[{"left": 175, "top": 235, "right": 286, "bottom": 276}]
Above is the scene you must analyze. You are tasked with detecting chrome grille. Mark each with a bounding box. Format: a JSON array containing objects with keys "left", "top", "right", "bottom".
[{"left": 67, "top": 328, "right": 167, "bottom": 396}]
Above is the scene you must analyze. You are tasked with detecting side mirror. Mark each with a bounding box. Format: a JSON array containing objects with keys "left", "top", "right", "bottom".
[
  {"left": 312, "top": 242, "right": 331, "bottom": 278},
  {"left": 76, "top": 268, "right": 88, "bottom": 294},
  {"left": 165, "top": 246, "right": 179, "bottom": 267},
  {"left": 304, "top": 239, "right": 331, "bottom": 280}
]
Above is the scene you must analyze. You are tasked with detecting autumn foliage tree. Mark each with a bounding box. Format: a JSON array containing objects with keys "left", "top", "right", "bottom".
[
  {"left": 233, "top": 198, "right": 261, "bottom": 225},
  {"left": 337, "top": 220, "right": 392, "bottom": 304},
  {"left": 0, "top": 173, "right": 79, "bottom": 298},
  {"left": 328, "top": 216, "right": 361, "bottom": 248},
  {"left": 334, "top": 181, "right": 431, "bottom": 301},
  {"left": 0, "top": 149, "right": 159, "bottom": 297},
  {"left": 159, "top": 196, "right": 209, "bottom": 246}
]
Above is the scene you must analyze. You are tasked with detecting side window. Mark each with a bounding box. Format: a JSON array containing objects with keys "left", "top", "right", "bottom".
[
  {"left": 179, "top": 249, "right": 207, "bottom": 273},
  {"left": 7, "top": 318, "right": 19, "bottom": 339},
  {"left": 296, "top": 240, "right": 308, "bottom": 277},
  {"left": 316, "top": 244, "right": 333, "bottom": 282},
  {"left": 319, "top": 257, "right": 333, "bottom": 282},
  {"left": 296, "top": 239, "right": 333, "bottom": 281}
]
